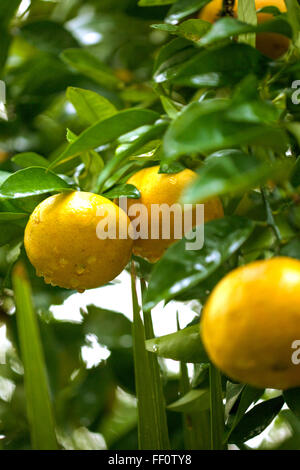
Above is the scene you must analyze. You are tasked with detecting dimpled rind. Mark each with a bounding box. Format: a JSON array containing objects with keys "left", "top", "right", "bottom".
[
  {"left": 202, "top": 257, "right": 300, "bottom": 390},
  {"left": 125, "top": 166, "right": 224, "bottom": 263},
  {"left": 24, "top": 191, "right": 134, "bottom": 291},
  {"left": 199, "top": 0, "right": 289, "bottom": 60}
]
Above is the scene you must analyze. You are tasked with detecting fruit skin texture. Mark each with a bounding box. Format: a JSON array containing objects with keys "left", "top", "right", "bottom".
[
  {"left": 125, "top": 166, "right": 224, "bottom": 263},
  {"left": 202, "top": 257, "right": 300, "bottom": 390},
  {"left": 24, "top": 191, "right": 133, "bottom": 291},
  {"left": 198, "top": 0, "right": 289, "bottom": 60}
]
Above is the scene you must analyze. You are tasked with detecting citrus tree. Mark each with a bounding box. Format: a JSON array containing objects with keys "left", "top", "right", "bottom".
[{"left": 1, "top": 0, "right": 300, "bottom": 451}]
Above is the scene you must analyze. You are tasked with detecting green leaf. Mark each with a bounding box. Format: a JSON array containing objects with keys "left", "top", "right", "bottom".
[
  {"left": 170, "top": 43, "right": 268, "bottom": 88},
  {"left": 146, "top": 324, "right": 209, "bottom": 363},
  {"left": 12, "top": 153, "right": 49, "bottom": 169},
  {"left": 163, "top": 99, "right": 287, "bottom": 161},
  {"left": 0, "top": 212, "right": 28, "bottom": 221},
  {"left": 225, "top": 382, "right": 245, "bottom": 421},
  {"left": 166, "top": 0, "right": 210, "bottom": 24},
  {"left": 0, "top": 0, "right": 22, "bottom": 27},
  {"left": 139, "top": 0, "right": 175, "bottom": 5},
  {"left": 103, "top": 183, "right": 140, "bottom": 200},
  {"left": 66, "top": 87, "right": 117, "bottom": 126},
  {"left": 0, "top": 171, "right": 11, "bottom": 185},
  {"left": 229, "top": 396, "right": 284, "bottom": 444},
  {"left": 280, "top": 237, "right": 300, "bottom": 259},
  {"left": 0, "top": 167, "right": 72, "bottom": 198},
  {"left": 153, "top": 19, "right": 211, "bottom": 42},
  {"left": 61, "top": 49, "right": 122, "bottom": 90},
  {"left": 0, "top": 28, "right": 12, "bottom": 72},
  {"left": 20, "top": 20, "right": 78, "bottom": 54},
  {"left": 95, "top": 119, "right": 168, "bottom": 193},
  {"left": 83, "top": 305, "right": 132, "bottom": 350},
  {"left": 199, "top": 17, "right": 292, "bottom": 47},
  {"left": 0, "top": 223, "right": 24, "bottom": 246},
  {"left": 49, "top": 109, "right": 159, "bottom": 170},
  {"left": 181, "top": 152, "right": 291, "bottom": 203},
  {"left": 12, "top": 262, "right": 58, "bottom": 450},
  {"left": 153, "top": 37, "right": 195, "bottom": 77},
  {"left": 226, "top": 385, "right": 268, "bottom": 441},
  {"left": 168, "top": 388, "right": 210, "bottom": 413},
  {"left": 284, "top": 388, "right": 300, "bottom": 420},
  {"left": 144, "top": 216, "right": 255, "bottom": 310}
]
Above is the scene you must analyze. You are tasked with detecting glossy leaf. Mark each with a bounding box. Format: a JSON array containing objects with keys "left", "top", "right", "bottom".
[
  {"left": 284, "top": 388, "right": 300, "bottom": 420},
  {"left": 49, "top": 109, "right": 159, "bottom": 169},
  {"left": 144, "top": 216, "right": 255, "bottom": 310},
  {"left": 12, "top": 153, "right": 49, "bottom": 169},
  {"left": 0, "top": 167, "right": 72, "bottom": 198},
  {"left": 168, "top": 388, "right": 210, "bottom": 413},
  {"left": 181, "top": 152, "right": 291, "bottom": 204},
  {"left": 163, "top": 99, "right": 287, "bottom": 161},
  {"left": 199, "top": 17, "right": 292, "bottom": 47},
  {"left": 166, "top": 0, "right": 210, "bottom": 24},
  {"left": 153, "top": 19, "right": 211, "bottom": 41},
  {"left": 103, "top": 184, "right": 140, "bottom": 200},
  {"left": 229, "top": 396, "right": 284, "bottom": 444},
  {"left": 226, "top": 385, "right": 268, "bottom": 441},
  {"left": 66, "top": 87, "right": 117, "bottom": 126},
  {"left": 146, "top": 324, "right": 208, "bottom": 363}
]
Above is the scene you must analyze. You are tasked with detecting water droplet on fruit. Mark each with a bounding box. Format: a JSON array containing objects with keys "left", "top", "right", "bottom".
[
  {"left": 77, "top": 289, "right": 85, "bottom": 294},
  {"left": 152, "top": 344, "right": 158, "bottom": 352},
  {"left": 75, "top": 264, "right": 86, "bottom": 275}
]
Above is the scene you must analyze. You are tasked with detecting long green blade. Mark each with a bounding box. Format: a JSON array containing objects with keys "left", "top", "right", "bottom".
[
  {"left": 12, "top": 262, "right": 58, "bottom": 450},
  {"left": 131, "top": 264, "right": 169, "bottom": 449},
  {"left": 210, "top": 364, "right": 225, "bottom": 450}
]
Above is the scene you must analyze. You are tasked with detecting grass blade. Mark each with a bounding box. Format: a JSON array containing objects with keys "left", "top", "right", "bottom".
[
  {"left": 131, "top": 264, "right": 169, "bottom": 449},
  {"left": 210, "top": 364, "right": 225, "bottom": 450},
  {"left": 12, "top": 262, "right": 58, "bottom": 450},
  {"left": 177, "top": 315, "right": 210, "bottom": 450}
]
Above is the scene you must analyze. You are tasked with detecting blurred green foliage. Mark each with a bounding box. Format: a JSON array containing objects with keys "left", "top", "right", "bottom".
[{"left": 1, "top": 0, "right": 300, "bottom": 451}]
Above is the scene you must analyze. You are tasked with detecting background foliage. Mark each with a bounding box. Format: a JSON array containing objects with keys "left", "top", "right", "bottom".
[{"left": 1, "top": 0, "right": 300, "bottom": 450}]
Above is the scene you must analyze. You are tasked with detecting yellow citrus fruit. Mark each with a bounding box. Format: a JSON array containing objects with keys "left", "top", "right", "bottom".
[
  {"left": 202, "top": 257, "right": 300, "bottom": 389},
  {"left": 198, "top": 0, "right": 289, "bottom": 59},
  {"left": 24, "top": 191, "right": 133, "bottom": 291},
  {"left": 124, "top": 165, "right": 224, "bottom": 263}
]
